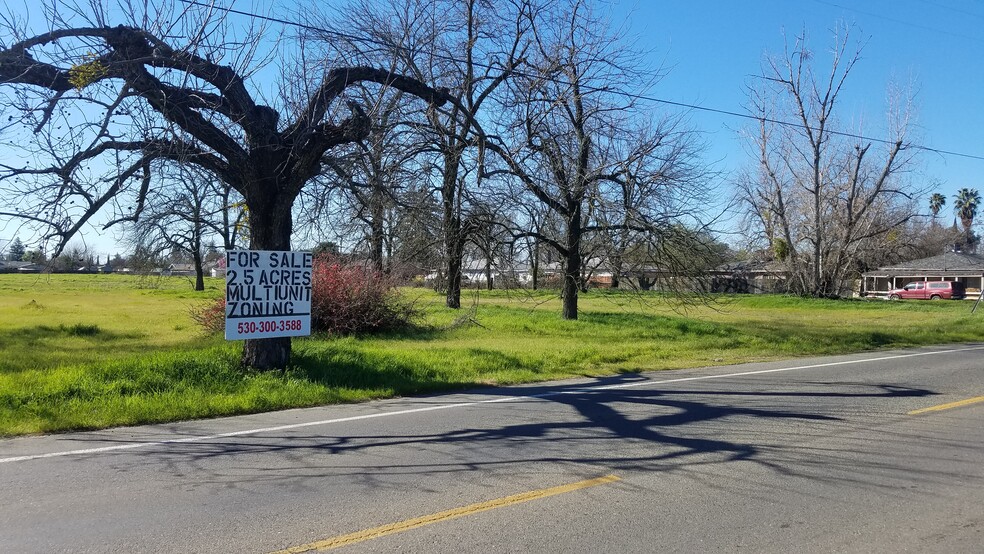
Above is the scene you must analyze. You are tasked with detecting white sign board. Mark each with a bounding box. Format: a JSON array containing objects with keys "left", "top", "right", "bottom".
[{"left": 225, "top": 250, "right": 313, "bottom": 340}]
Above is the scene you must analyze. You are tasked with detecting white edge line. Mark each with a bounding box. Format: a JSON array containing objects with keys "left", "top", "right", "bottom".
[{"left": 3, "top": 345, "right": 982, "bottom": 464}]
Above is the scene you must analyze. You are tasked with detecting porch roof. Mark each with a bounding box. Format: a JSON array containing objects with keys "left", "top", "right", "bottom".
[{"left": 863, "top": 252, "right": 984, "bottom": 277}]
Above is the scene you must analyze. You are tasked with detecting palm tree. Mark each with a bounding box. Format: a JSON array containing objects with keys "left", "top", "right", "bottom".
[
  {"left": 929, "top": 193, "right": 946, "bottom": 220},
  {"left": 953, "top": 188, "right": 981, "bottom": 234}
]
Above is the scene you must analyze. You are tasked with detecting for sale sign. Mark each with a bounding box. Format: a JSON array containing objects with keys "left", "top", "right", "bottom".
[{"left": 225, "top": 250, "right": 312, "bottom": 340}]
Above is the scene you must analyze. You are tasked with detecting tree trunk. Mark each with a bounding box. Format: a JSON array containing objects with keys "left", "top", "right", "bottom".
[
  {"left": 192, "top": 249, "right": 205, "bottom": 291},
  {"left": 191, "top": 221, "right": 205, "bottom": 291},
  {"left": 530, "top": 239, "right": 539, "bottom": 291},
  {"left": 446, "top": 235, "right": 463, "bottom": 308},
  {"left": 369, "top": 177, "right": 385, "bottom": 273},
  {"left": 562, "top": 256, "right": 580, "bottom": 320},
  {"left": 443, "top": 200, "right": 463, "bottom": 309},
  {"left": 485, "top": 258, "right": 493, "bottom": 290},
  {"left": 241, "top": 194, "right": 294, "bottom": 370},
  {"left": 441, "top": 148, "right": 463, "bottom": 309},
  {"left": 562, "top": 211, "right": 582, "bottom": 320},
  {"left": 384, "top": 210, "right": 394, "bottom": 274},
  {"left": 609, "top": 250, "right": 622, "bottom": 289}
]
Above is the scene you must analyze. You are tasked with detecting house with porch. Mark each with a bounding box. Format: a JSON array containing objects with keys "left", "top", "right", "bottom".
[{"left": 861, "top": 252, "right": 984, "bottom": 299}]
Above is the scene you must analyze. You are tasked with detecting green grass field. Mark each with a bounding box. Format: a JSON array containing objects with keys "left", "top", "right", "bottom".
[{"left": 2, "top": 273, "right": 982, "bottom": 437}]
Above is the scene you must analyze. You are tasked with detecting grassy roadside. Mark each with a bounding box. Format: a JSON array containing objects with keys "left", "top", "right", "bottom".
[{"left": 2, "top": 274, "right": 983, "bottom": 436}]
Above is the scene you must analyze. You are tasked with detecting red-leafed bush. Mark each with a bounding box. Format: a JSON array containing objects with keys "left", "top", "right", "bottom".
[
  {"left": 190, "top": 297, "right": 226, "bottom": 334},
  {"left": 310, "top": 255, "right": 417, "bottom": 335},
  {"left": 190, "top": 255, "right": 416, "bottom": 336}
]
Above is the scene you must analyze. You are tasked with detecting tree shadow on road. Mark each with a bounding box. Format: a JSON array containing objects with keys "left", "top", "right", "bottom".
[{"left": 82, "top": 372, "right": 952, "bottom": 500}]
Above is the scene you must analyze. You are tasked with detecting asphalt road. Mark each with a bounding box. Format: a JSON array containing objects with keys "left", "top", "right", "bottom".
[{"left": 2, "top": 344, "right": 983, "bottom": 553}]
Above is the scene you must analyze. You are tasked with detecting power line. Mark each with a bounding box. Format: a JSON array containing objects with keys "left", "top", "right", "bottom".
[
  {"left": 174, "top": 0, "right": 984, "bottom": 162},
  {"left": 810, "top": 0, "right": 984, "bottom": 44},
  {"left": 916, "top": 0, "right": 984, "bottom": 21}
]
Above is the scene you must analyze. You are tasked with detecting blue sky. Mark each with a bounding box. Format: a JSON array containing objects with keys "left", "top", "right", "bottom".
[
  {"left": 614, "top": 0, "right": 983, "bottom": 217},
  {"left": 2, "top": 0, "right": 982, "bottom": 256}
]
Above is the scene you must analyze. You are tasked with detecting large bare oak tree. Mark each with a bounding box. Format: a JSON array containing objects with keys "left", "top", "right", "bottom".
[{"left": 0, "top": 1, "right": 447, "bottom": 369}]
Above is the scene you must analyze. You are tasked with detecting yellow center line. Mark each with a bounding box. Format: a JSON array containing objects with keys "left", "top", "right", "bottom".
[
  {"left": 270, "top": 475, "right": 621, "bottom": 553},
  {"left": 908, "top": 395, "right": 984, "bottom": 415}
]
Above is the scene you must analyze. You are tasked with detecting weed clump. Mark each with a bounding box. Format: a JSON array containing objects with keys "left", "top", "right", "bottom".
[{"left": 63, "top": 323, "right": 100, "bottom": 336}]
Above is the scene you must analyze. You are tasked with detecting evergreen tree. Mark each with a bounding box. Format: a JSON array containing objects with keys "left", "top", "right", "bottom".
[{"left": 7, "top": 237, "right": 25, "bottom": 261}]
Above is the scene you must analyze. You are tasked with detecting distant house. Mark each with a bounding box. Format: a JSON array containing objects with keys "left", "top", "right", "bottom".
[
  {"left": 16, "top": 263, "right": 45, "bottom": 273},
  {"left": 580, "top": 258, "right": 614, "bottom": 287},
  {"left": 210, "top": 265, "right": 226, "bottom": 278},
  {"left": 425, "top": 259, "right": 535, "bottom": 288},
  {"left": 861, "top": 252, "right": 984, "bottom": 299},
  {"left": 165, "top": 263, "right": 197, "bottom": 276},
  {"left": 0, "top": 260, "right": 32, "bottom": 273},
  {"left": 705, "top": 261, "right": 788, "bottom": 294},
  {"left": 460, "top": 259, "right": 491, "bottom": 284}
]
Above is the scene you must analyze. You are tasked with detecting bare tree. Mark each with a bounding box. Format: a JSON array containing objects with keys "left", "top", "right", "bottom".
[
  {"left": 127, "top": 165, "right": 231, "bottom": 290},
  {"left": 463, "top": 200, "right": 513, "bottom": 290},
  {"left": 331, "top": 0, "right": 534, "bottom": 308},
  {"left": 386, "top": 181, "right": 444, "bottom": 280},
  {"left": 299, "top": 84, "right": 434, "bottom": 273},
  {"left": 486, "top": 0, "right": 709, "bottom": 319},
  {"left": 0, "top": 0, "right": 448, "bottom": 368},
  {"left": 738, "top": 26, "right": 923, "bottom": 297}
]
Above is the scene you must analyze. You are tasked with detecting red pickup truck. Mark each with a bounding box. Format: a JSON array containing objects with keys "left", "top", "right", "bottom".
[{"left": 887, "top": 281, "right": 966, "bottom": 300}]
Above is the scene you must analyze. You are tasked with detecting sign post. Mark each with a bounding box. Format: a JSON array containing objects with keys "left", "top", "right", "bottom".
[{"left": 225, "top": 250, "right": 313, "bottom": 340}]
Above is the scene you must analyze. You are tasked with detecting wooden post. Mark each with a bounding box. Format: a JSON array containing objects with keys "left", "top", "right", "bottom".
[{"left": 973, "top": 273, "right": 983, "bottom": 314}]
